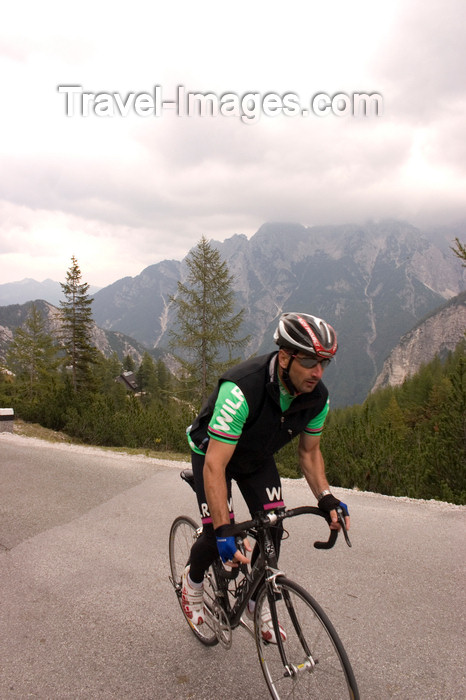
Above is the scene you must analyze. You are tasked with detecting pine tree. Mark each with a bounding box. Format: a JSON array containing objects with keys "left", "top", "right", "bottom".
[
  {"left": 450, "top": 237, "right": 466, "bottom": 267},
  {"left": 169, "top": 236, "right": 249, "bottom": 404},
  {"left": 91, "top": 352, "right": 122, "bottom": 395},
  {"left": 6, "top": 303, "right": 59, "bottom": 401},
  {"left": 155, "top": 358, "right": 172, "bottom": 394},
  {"left": 123, "top": 354, "right": 136, "bottom": 372},
  {"left": 435, "top": 350, "right": 466, "bottom": 500},
  {"left": 136, "top": 352, "right": 158, "bottom": 396},
  {"left": 59, "top": 256, "right": 97, "bottom": 392}
]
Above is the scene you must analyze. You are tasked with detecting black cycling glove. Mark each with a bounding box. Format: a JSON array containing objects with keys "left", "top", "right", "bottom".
[{"left": 318, "top": 493, "right": 349, "bottom": 517}]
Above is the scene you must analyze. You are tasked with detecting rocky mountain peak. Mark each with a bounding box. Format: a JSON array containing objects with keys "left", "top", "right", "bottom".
[{"left": 372, "top": 292, "right": 466, "bottom": 391}]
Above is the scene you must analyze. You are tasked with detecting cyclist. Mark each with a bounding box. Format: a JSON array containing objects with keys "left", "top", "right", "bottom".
[{"left": 182, "top": 312, "right": 350, "bottom": 641}]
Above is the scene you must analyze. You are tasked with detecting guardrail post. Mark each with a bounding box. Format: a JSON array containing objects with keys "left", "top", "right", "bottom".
[{"left": 0, "top": 408, "right": 14, "bottom": 432}]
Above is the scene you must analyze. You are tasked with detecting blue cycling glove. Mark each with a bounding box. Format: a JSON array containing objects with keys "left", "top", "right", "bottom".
[
  {"left": 215, "top": 525, "right": 237, "bottom": 563},
  {"left": 216, "top": 535, "right": 237, "bottom": 562},
  {"left": 318, "top": 493, "right": 349, "bottom": 517}
]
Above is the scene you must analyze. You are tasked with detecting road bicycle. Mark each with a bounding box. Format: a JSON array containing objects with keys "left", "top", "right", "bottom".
[{"left": 169, "top": 469, "right": 359, "bottom": 699}]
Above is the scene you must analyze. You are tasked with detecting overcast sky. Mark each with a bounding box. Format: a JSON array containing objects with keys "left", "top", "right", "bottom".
[{"left": 1, "top": 0, "right": 465, "bottom": 287}]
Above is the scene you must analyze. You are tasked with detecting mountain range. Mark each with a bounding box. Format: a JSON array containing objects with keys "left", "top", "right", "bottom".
[
  {"left": 0, "top": 279, "right": 101, "bottom": 307},
  {"left": 1, "top": 220, "right": 464, "bottom": 407}
]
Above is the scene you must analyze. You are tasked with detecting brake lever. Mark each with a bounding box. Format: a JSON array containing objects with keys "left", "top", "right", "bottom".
[
  {"left": 337, "top": 507, "right": 352, "bottom": 548},
  {"left": 313, "top": 507, "right": 352, "bottom": 549}
]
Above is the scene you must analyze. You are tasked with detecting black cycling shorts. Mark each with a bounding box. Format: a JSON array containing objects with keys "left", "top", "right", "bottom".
[{"left": 191, "top": 450, "right": 285, "bottom": 527}]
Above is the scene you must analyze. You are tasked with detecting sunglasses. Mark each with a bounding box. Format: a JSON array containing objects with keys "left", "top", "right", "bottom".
[{"left": 288, "top": 353, "right": 331, "bottom": 369}]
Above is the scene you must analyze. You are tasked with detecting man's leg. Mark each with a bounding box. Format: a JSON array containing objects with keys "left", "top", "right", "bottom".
[
  {"left": 233, "top": 457, "right": 287, "bottom": 643},
  {"left": 232, "top": 455, "right": 285, "bottom": 563}
]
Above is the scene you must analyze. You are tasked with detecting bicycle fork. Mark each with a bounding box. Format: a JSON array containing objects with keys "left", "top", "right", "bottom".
[{"left": 266, "top": 577, "right": 317, "bottom": 679}]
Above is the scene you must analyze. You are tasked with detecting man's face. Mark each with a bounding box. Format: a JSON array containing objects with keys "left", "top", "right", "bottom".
[{"left": 278, "top": 349, "right": 326, "bottom": 394}]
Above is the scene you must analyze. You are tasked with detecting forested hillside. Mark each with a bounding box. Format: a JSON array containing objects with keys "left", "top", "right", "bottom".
[{"left": 1, "top": 331, "right": 464, "bottom": 503}]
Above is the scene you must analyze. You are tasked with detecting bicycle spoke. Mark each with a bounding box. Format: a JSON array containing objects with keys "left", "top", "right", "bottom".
[{"left": 255, "top": 577, "right": 359, "bottom": 699}]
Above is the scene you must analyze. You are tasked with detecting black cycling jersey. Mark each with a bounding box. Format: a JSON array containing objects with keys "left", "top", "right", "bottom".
[{"left": 188, "top": 353, "right": 329, "bottom": 473}]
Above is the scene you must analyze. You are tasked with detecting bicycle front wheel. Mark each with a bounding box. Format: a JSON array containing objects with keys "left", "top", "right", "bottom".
[
  {"left": 168, "top": 515, "right": 218, "bottom": 646},
  {"left": 255, "top": 576, "right": 359, "bottom": 699}
]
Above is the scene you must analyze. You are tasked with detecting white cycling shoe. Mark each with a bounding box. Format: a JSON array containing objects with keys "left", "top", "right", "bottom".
[
  {"left": 181, "top": 566, "right": 205, "bottom": 626},
  {"left": 246, "top": 605, "right": 287, "bottom": 644}
]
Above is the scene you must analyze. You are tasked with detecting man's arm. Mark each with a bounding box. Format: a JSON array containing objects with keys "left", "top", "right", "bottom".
[
  {"left": 298, "top": 432, "right": 350, "bottom": 530},
  {"left": 203, "top": 438, "right": 236, "bottom": 529},
  {"left": 203, "top": 438, "right": 250, "bottom": 564}
]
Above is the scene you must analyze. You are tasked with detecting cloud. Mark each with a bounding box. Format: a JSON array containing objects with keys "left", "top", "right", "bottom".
[
  {"left": 0, "top": 0, "right": 465, "bottom": 287},
  {"left": 375, "top": 0, "right": 466, "bottom": 120}
]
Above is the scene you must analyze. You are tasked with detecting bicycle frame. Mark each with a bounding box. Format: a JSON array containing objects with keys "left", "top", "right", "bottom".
[{"left": 210, "top": 512, "right": 285, "bottom": 634}]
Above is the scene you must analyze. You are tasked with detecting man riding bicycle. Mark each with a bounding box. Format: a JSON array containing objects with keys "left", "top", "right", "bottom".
[{"left": 182, "top": 312, "right": 350, "bottom": 642}]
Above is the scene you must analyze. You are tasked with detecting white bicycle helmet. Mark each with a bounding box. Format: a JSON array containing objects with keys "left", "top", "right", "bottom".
[{"left": 274, "top": 312, "right": 338, "bottom": 358}]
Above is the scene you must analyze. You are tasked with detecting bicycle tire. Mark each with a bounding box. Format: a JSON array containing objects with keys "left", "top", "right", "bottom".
[
  {"left": 168, "top": 515, "right": 219, "bottom": 647},
  {"left": 255, "top": 576, "right": 359, "bottom": 700}
]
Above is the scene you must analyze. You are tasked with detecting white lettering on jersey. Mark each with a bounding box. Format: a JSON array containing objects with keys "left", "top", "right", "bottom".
[
  {"left": 225, "top": 397, "right": 243, "bottom": 412},
  {"left": 211, "top": 386, "right": 245, "bottom": 433},
  {"left": 213, "top": 409, "right": 235, "bottom": 432},
  {"left": 231, "top": 386, "right": 244, "bottom": 402}
]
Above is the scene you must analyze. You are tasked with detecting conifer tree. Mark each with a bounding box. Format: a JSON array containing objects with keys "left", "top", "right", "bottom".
[
  {"left": 451, "top": 237, "right": 466, "bottom": 267},
  {"left": 436, "top": 350, "right": 466, "bottom": 498},
  {"left": 123, "top": 354, "right": 136, "bottom": 372},
  {"left": 59, "top": 256, "right": 97, "bottom": 392},
  {"left": 155, "top": 358, "right": 172, "bottom": 394},
  {"left": 383, "top": 395, "right": 408, "bottom": 436},
  {"left": 169, "top": 236, "right": 249, "bottom": 404},
  {"left": 6, "top": 303, "right": 59, "bottom": 401},
  {"left": 136, "top": 352, "right": 158, "bottom": 396}
]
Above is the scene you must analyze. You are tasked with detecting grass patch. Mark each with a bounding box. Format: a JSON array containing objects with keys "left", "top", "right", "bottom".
[
  {"left": 13, "top": 419, "right": 191, "bottom": 463},
  {"left": 14, "top": 419, "right": 78, "bottom": 444}
]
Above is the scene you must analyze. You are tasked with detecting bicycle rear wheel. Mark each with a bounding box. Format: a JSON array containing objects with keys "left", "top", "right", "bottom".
[
  {"left": 255, "top": 576, "right": 359, "bottom": 699},
  {"left": 168, "top": 515, "right": 219, "bottom": 646}
]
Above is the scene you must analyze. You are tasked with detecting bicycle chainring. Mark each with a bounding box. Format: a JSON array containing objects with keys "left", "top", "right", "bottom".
[{"left": 211, "top": 601, "right": 232, "bottom": 649}]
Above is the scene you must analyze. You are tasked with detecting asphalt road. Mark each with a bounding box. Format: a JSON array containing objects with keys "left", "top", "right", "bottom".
[{"left": 1, "top": 433, "right": 465, "bottom": 699}]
